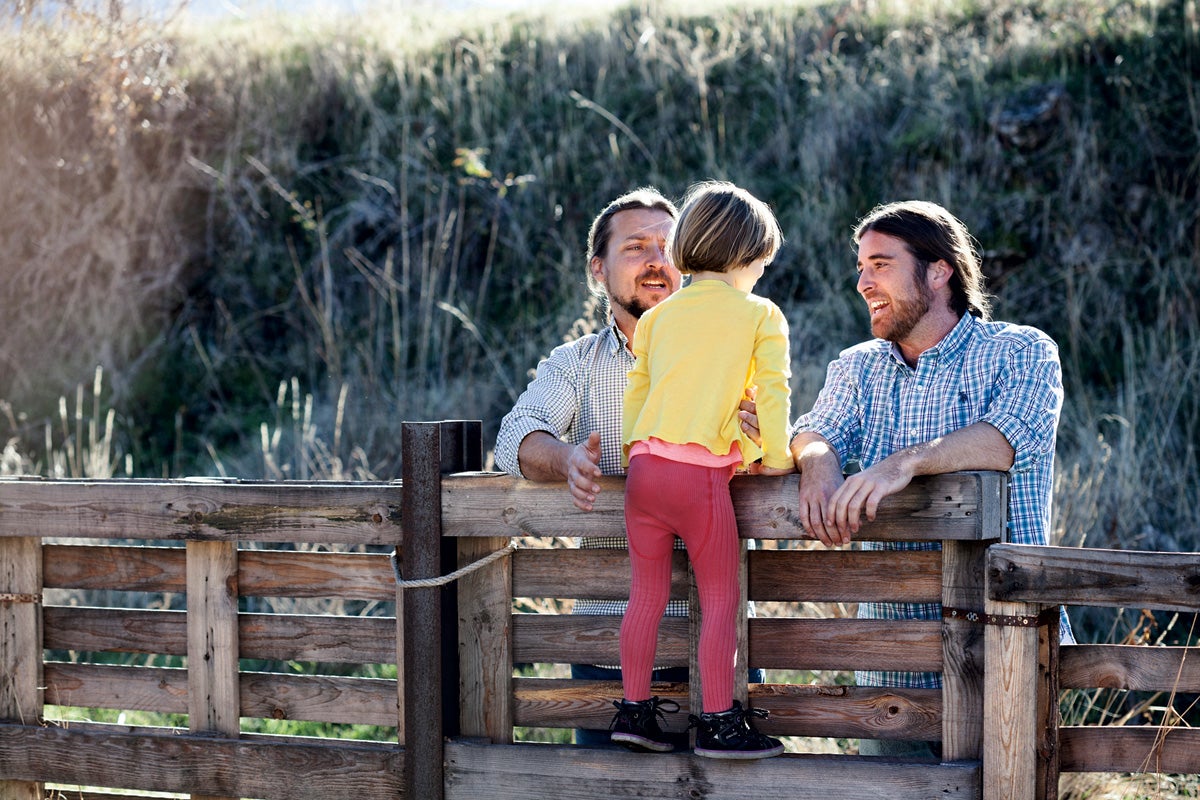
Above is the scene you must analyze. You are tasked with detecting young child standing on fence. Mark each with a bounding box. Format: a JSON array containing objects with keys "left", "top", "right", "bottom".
[{"left": 609, "top": 181, "right": 792, "bottom": 759}]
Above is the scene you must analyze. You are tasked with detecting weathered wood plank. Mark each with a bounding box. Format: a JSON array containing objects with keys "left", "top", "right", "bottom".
[
  {"left": 44, "top": 545, "right": 396, "bottom": 600},
  {"left": 238, "top": 550, "right": 395, "bottom": 600},
  {"left": 752, "top": 683, "right": 942, "bottom": 741},
  {"left": 511, "top": 616, "right": 943, "bottom": 673},
  {"left": 0, "top": 538, "right": 42, "bottom": 724},
  {"left": 983, "top": 599, "right": 1040, "bottom": 800},
  {"left": 443, "top": 472, "right": 1004, "bottom": 542},
  {"left": 239, "top": 672, "right": 398, "bottom": 727},
  {"left": 941, "top": 541, "right": 986, "bottom": 760},
  {"left": 750, "top": 549, "right": 941, "bottom": 602},
  {"left": 513, "top": 548, "right": 689, "bottom": 600},
  {"left": 512, "top": 616, "right": 689, "bottom": 665},
  {"left": 0, "top": 537, "right": 44, "bottom": 800},
  {"left": 988, "top": 544, "right": 1200, "bottom": 612},
  {"left": 47, "top": 662, "right": 399, "bottom": 725},
  {"left": 749, "top": 618, "right": 943, "bottom": 672},
  {"left": 401, "top": 422, "right": 446, "bottom": 800},
  {"left": 43, "top": 607, "right": 186, "bottom": 655},
  {"left": 238, "top": 613, "right": 395, "bottom": 663},
  {"left": 512, "top": 548, "right": 941, "bottom": 603},
  {"left": 45, "top": 663, "right": 400, "bottom": 727},
  {"left": 187, "top": 542, "right": 240, "bottom": 739},
  {"left": 0, "top": 722, "right": 403, "bottom": 799},
  {"left": 513, "top": 679, "right": 942, "bottom": 741},
  {"left": 188, "top": 541, "right": 241, "bottom": 800},
  {"left": 1037, "top": 607, "right": 1061, "bottom": 800},
  {"left": 44, "top": 607, "right": 395, "bottom": 663},
  {"left": 1059, "top": 726, "right": 1200, "bottom": 774},
  {"left": 1060, "top": 644, "right": 1200, "bottom": 692},
  {"left": 43, "top": 544, "right": 186, "bottom": 593},
  {"left": 44, "top": 663, "right": 188, "bottom": 714},
  {"left": 0, "top": 480, "right": 401, "bottom": 545},
  {"left": 457, "top": 536, "right": 513, "bottom": 743},
  {"left": 444, "top": 740, "right": 981, "bottom": 800}
]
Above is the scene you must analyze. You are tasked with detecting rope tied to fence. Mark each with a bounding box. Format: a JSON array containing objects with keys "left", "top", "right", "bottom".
[{"left": 390, "top": 541, "right": 517, "bottom": 589}]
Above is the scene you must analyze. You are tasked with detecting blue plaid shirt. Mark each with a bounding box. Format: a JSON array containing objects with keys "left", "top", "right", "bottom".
[
  {"left": 792, "top": 314, "right": 1069, "bottom": 688},
  {"left": 495, "top": 322, "right": 689, "bottom": 620}
]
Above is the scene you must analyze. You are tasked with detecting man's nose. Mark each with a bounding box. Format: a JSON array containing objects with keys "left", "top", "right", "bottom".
[{"left": 856, "top": 270, "right": 872, "bottom": 294}]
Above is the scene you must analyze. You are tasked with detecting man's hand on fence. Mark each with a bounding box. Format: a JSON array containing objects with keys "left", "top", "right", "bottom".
[{"left": 567, "top": 431, "right": 604, "bottom": 511}]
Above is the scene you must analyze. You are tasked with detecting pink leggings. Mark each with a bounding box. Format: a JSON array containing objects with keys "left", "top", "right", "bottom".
[{"left": 620, "top": 453, "right": 739, "bottom": 714}]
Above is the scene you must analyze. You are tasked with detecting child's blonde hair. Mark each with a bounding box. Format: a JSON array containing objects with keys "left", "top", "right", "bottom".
[{"left": 667, "top": 181, "right": 783, "bottom": 275}]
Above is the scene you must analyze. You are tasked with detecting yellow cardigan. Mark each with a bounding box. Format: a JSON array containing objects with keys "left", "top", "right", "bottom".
[{"left": 622, "top": 280, "right": 792, "bottom": 470}]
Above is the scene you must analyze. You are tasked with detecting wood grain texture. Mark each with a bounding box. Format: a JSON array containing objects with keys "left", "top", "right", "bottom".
[
  {"left": 941, "top": 540, "right": 986, "bottom": 761},
  {"left": 43, "top": 606, "right": 395, "bottom": 663},
  {"left": 983, "top": 599, "right": 1040, "bottom": 800},
  {"left": 750, "top": 548, "right": 941, "bottom": 602},
  {"left": 44, "top": 664, "right": 398, "bottom": 727},
  {"left": 43, "top": 544, "right": 396, "bottom": 600},
  {"left": 443, "top": 471, "right": 1005, "bottom": 542},
  {"left": 445, "top": 740, "right": 981, "bottom": 800},
  {"left": 187, "top": 541, "right": 240, "bottom": 737},
  {"left": 1059, "top": 725, "right": 1200, "bottom": 774},
  {"left": 749, "top": 618, "right": 943, "bottom": 672},
  {"left": 988, "top": 543, "right": 1200, "bottom": 611},
  {"left": 0, "top": 722, "right": 403, "bottom": 799},
  {"left": 0, "top": 537, "right": 43, "bottom": 800},
  {"left": 512, "top": 678, "right": 942, "bottom": 741},
  {"left": 457, "top": 537, "right": 513, "bottom": 742},
  {"left": 0, "top": 479, "right": 402, "bottom": 545},
  {"left": 1059, "top": 644, "right": 1200, "bottom": 691}
]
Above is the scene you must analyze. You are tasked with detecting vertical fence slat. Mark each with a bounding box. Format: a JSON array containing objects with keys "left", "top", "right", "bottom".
[
  {"left": 0, "top": 537, "right": 42, "bottom": 800},
  {"left": 187, "top": 540, "right": 240, "bottom": 800},
  {"left": 442, "top": 421, "right": 509, "bottom": 743},
  {"left": 402, "top": 422, "right": 447, "bottom": 800},
  {"left": 458, "top": 536, "right": 513, "bottom": 742},
  {"left": 941, "top": 540, "right": 987, "bottom": 760},
  {"left": 983, "top": 598, "right": 1041, "bottom": 800},
  {"left": 1036, "top": 610, "right": 1061, "bottom": 800}
]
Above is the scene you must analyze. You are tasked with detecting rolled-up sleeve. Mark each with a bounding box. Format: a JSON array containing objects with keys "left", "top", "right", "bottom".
[
  {"left": 494, "top": 347, "right": 581, "bottom": 478},
  {"left": 981, "top": 334, "right": 1063, "bottom": 474},
  {"left": 790, "top": 356, "right": 862, "bottom": 467}
]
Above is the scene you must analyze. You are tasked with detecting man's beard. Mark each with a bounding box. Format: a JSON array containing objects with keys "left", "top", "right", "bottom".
[
  {"left": 611, "top": 292, "right": 653, "bottom": 320},
  {"left": 874, "top": 276, "right": 934, "bottom": 343}
]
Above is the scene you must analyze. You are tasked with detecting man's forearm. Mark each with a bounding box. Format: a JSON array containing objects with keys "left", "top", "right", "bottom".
[
  {"left": 789, "top": 430, "right": 842, "bottom": 477},
  {"left": 516, "top": 431, "right": 573, "bottom": 482},
  {"left": 891, "top": 421, "right": 1015, "bottom": 476}
]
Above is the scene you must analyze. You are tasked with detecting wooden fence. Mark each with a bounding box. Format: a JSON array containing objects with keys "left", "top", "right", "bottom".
[{"left": 0, "top": 420, "right": 1195, "bottom": 799}]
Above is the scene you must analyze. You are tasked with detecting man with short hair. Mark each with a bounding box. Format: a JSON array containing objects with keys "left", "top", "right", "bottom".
[{"left": 788, "top": 199, "right": 1072, "bottom": 759}]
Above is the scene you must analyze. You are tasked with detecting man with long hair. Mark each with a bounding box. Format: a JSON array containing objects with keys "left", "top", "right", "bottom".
[{"left": 789, "top": 199, "right": 1072, "bottom": 758}]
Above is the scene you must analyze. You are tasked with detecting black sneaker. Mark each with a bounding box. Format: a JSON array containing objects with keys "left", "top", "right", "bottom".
[
  {"left": 609, "top": 697, "right": 680, "bottom": 752},
  {"left": 689, "top": 700, "right": 784, "bottom": 760}
]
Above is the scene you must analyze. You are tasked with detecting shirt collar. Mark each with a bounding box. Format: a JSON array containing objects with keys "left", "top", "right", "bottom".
[
  {"left": 602, "top": 319, "right": 631, "bottom": 356},
  {"left": 884, "top": 313, "right": 974, "bottom": 369}
]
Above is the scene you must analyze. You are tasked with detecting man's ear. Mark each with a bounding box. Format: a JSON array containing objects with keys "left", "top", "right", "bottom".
[
  {"left": 927, "top": 259, "right": 953, "bottom": 290},
  {"left": 590, "top": 256, "right": 606, "bottom": 284}
]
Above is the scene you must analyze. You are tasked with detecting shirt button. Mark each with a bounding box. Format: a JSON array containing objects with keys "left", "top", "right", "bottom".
[{"left": 909, "top": 428, "right": 918, "bottom": 437}]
